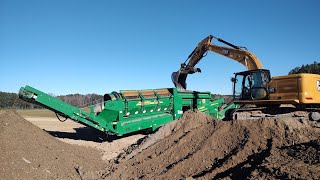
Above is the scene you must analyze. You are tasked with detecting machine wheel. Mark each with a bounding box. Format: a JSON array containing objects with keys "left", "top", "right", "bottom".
[
  {"left": 224, "top": 108, "right": 237, "bottom": 121},
  {"left": 309, "top": 112, "right": 320, "bottom": 121}
]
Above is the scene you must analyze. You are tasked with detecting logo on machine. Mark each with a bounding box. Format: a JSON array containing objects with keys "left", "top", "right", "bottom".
[{"left": 317, "top": 80, "right": 320, "bottom": 91}]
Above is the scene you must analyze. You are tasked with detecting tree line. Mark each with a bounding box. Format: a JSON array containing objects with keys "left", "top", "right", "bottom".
[
  {"left": 289, "top": 61, "right": 320, "bottom": 74},
  {"left": 0, "top": 92, "right": 103, "bottom": 109},
  {"left": 57, "top": 93, "right": 103, "bottom": 108},
  {"left": 0, "top": 92, "right": 31, "bottom": 109},
  {"left": 1, "top": 62, "right": 319, "bottom": 109}
]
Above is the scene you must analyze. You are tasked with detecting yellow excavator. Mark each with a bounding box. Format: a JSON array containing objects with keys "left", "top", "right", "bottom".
[{"left": 172, "top": 35, "right": 320, "bottom": 121}]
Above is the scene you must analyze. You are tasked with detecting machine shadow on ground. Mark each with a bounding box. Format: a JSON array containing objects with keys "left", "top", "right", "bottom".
[{"left": 45, "top": 127, "right": 148, "bottom": 143}]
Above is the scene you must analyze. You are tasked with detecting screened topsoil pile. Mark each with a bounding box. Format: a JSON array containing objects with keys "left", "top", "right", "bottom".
[
  {"left": 0, "top": 110, "right": 106, "bottom": 180},
  {"left": 102, "top": 110, "right": 320, "bottom": 179}
]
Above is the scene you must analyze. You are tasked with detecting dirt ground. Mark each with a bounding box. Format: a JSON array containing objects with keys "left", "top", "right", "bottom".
[
  {"left": 102, "top": 110, "right": 320, "bottom": 179},
  {"left": 1, "top": 109, "right": 319, "bottom": 179},
  {"left": 24, "top": 117, "right": 145, "bottom": 161},
  {"left": 0, "top": 110, "right": 145, "bottom": 180},
  {"left": 0, "top": 110, "right": 106, "bottom": 179}
]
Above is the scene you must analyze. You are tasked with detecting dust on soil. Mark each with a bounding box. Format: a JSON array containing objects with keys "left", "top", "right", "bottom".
[
  {"left": 0, "top": 110, "right": 107, "bottom": 180},
  {"left": 102, "top": 110, "right": 320, "bottom": 179}
]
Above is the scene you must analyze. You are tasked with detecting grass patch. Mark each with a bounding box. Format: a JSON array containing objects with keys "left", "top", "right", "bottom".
[
  {"left": 1, "top": 105, "right": 92, "bottom": 118},
  {"left": 16, "top": 109, "right": 56, "bottom": 117},
  {"left": 16, "top": 107, "right": 91, "bottom": 118}
]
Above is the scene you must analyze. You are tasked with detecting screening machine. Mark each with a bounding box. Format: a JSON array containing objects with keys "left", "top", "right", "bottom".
[{"left": 19, "top": 85, "right": 235, "bottom": 136}]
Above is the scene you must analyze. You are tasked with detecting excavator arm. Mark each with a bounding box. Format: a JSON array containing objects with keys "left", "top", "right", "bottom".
[{"left": 172, "top": 35, "right": 263, "bottom": 90}]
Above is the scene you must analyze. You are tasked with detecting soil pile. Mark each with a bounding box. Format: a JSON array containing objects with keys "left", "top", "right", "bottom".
[
  {"left": 103, "top": 110, "right": 320, "bottom": 179},
  {"left": 0, "top": 110, "right": 105, "bottom": 180},
  {"left": 117, "top": 110, "right": 213, "bottom": 161}
]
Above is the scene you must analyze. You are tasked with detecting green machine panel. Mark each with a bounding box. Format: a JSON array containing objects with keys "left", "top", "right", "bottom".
[{"left": 19, "top": 85, "right": 231, "bottom": 136}]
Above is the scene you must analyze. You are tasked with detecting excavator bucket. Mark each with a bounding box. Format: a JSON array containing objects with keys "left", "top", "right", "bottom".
[{"left": 171, "top": 71, "right": 188, "bottom": 91}]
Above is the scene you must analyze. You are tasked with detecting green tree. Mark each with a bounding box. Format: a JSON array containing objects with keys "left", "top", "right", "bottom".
[
  {"left": 289, "top": 61, "right": 320, "bottom": 74},
  {"left": 0, "top": 92, "right": 17, "bottom": 108}
]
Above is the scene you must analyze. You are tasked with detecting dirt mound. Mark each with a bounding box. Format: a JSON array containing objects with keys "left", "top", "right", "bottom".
[
  {"left": 116, "top": 110, "right": 214, "bottom": 161},
  {"left": 0, "top": 110, "right": 106, "bottom": 180},
  {"left": 102, "top": 110, "right": 320, "bottom": 179}
]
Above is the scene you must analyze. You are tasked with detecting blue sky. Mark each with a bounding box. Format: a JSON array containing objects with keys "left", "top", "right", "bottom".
[{"left": 1, "top": 0, "right": 319, "bottom": 95}]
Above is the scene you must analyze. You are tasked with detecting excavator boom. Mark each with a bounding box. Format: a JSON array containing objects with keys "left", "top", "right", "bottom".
[{"left": 172, "top": 35, "right": 262, "bottom": 90}]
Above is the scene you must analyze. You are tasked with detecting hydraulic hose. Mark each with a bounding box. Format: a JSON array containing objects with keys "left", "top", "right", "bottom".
[{"left": 55, "top": 113, "right": 68, "bottom": 122}]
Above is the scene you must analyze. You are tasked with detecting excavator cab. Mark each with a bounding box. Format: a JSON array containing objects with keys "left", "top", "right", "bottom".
[{"left": 232, "top": 69, "right": 271, "bottom": 101}]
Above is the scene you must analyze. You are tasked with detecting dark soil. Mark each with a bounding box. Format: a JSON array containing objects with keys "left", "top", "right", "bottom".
[
  {"left": 1, "top": 109, "right": 319, "bottom": 179},
  {"left": 101, "top": 110, "right": 320, "bottom": 179},
  {"left": 0, "top": 110, "right": 106, "bottom": 180}
]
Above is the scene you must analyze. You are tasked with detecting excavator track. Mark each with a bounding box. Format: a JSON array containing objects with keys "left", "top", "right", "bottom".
[{"left": 226, "top": 105, "right": 320, "bottom": 122}]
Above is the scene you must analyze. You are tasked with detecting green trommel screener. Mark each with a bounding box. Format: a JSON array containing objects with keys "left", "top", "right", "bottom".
[{"left": 19, "top": 85, "right": 236, "bottom": 136}]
